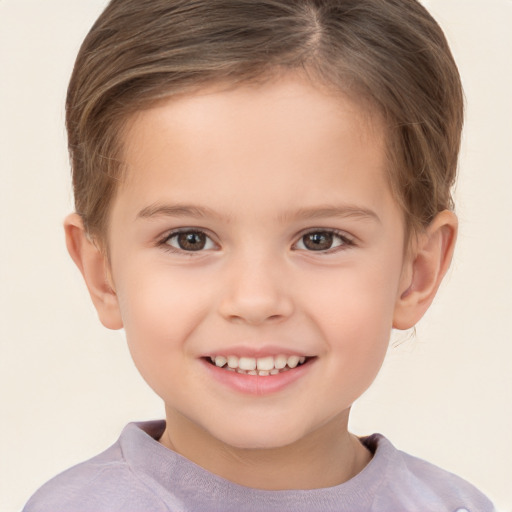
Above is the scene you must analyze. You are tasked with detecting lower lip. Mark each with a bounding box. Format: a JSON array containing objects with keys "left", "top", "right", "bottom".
[{"left": 201, "top": 358, "right": 314, "bottom": 396}]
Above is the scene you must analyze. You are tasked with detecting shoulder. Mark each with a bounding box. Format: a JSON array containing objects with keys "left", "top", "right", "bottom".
[
  {"left": 22, "top": 424, "right": 170, "bottom": 512},
  {"left": 365, "top": 434, "right": 496, "bottom": 512}
]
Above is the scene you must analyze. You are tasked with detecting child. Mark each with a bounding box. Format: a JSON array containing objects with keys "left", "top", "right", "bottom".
[{"left": 23, "top": 0, "right": 496, "bottom": 510}]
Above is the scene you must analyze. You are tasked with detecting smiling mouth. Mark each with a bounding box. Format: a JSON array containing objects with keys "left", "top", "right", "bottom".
[{"left": 205, "top": 354, "right": 313, "bottom": 376}]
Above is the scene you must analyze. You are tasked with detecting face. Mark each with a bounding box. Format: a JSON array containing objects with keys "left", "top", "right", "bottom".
[{"left": 106, "top": 75, "right": 411, "bottom": 451}]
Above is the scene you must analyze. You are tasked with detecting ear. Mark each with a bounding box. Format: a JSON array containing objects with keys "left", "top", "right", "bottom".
[
  {"left": 393, "top": 210, "right": 458, "bottom": 330},
  {"left": 64, "top": 213, "right": 123, "bottom": 330}
]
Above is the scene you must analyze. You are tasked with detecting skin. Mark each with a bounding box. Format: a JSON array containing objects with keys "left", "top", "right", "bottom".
[{"left": 65, "top": 73, "right": 457, "bottom": 490}]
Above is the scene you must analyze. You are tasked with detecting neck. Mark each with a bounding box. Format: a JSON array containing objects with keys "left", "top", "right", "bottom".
[{"left": 159, "top": 409, "right": 372, "bottom": 490}]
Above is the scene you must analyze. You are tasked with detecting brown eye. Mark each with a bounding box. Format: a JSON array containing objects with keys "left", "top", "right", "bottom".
[
  {"left": 295, "top": 230, "right": 352, "bottom": 252},
  {"left": 178, "top": 232, "right": 206, "bottom": 250},
  {"left": 166, "top": 231, "right": 214, "bottom": 251},
  {"left": 302, "top": 232, "right": 334, "bottom": 251}
]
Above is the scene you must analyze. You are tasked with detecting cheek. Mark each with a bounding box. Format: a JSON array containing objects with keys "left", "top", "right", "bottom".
[
  {"left": 115, "top": 258, "right": 206, "bottom": 330},
  {"left": 304, "top": 259, "right": 401, "bottom": 333},
  {"left": 303, "top": 257, "right": 403, "bottom": 375},
  {"left": 311, "top": 293, "right": 394, "bottom": 406},
  {"left": 113, "top": 263, "right": 210, "bottom": 378},
  {"left": 318, "top": 296, "right": 392, "bottom": 373}
]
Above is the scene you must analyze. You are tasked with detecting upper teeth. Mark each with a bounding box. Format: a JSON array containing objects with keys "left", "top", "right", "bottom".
[{"left": 210, "top": 355, "right": 307, "bottom": 372}]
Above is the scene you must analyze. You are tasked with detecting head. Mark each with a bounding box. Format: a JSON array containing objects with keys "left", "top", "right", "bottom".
[
  {"left": 67, "top": 0, "right": 463, "bottom": 245},
  {"left": 64, "top": 0, "right": 462, "bottom": 471}
]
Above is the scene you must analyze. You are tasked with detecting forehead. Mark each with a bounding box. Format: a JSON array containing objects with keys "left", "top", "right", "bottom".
[
  {"left": 114, "top": 74, "right": 396, "bottom": 225},
  {"left": 123, "top": 76, "right": 382, "bottom": 157}
]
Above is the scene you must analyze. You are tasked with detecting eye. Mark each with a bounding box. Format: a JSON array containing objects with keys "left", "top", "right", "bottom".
[
  {"left": 295, "top": 230, "right": 353, "bottom": 252},
  {"left": 164, "top": 230, "right": 216, "bottom": 252}
]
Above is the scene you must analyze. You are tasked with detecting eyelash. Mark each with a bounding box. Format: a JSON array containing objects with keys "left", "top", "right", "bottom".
[
  {"left": 158, "top": 228, "right": 217, "bottom": 255},
  {"left": 157, "top": 228, "right": 355, "bottom": 255},
  {"left": 294, "top": 229, "right": 355, "bottom": 254}
]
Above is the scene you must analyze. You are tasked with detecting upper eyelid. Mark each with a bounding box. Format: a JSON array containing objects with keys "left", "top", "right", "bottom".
[
  {"left": 292, "top": 229, "right": 357, "bottom": 254},
  {"left": 157, "top": 229, "right": 218, "bottom": 256},
  {"left": 295, "top": 227, "right": 355, "bottom": 242},
  {"left": 160, "top": 227, "right": 217, "bottom": 243}
]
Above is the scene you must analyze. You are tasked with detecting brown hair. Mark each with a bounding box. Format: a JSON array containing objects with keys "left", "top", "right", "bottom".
[{"left": 66, "top": 0, "right": 463, "bottom": 241}]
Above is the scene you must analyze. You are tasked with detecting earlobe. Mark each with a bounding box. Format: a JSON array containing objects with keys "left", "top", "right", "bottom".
[
  {"left": 393, "top": 210, "right": 458, "bottom": 330},
  {"left": 64, "top": 213, "right": 123, "bottom": 330}
]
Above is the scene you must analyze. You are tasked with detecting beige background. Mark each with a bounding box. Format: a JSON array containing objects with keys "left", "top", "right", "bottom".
[{"left": 1, "top": 1, "right": 511, "bottom": 510}]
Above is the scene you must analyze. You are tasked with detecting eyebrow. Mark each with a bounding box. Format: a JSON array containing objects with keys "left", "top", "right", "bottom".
[
  {"left": 136, "top": 202, "right": 380, "bottom": 224},
  {"left": 279, "top": 205, "right": 381, "bottom": 224},
  {"left": 137, "top": 203, "right": 222, "bottom": 220}
]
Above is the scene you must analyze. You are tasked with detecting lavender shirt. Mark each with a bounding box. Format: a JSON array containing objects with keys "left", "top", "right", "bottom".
[{"left": 23, "top": 420, "right": 494, "bottom": 512}]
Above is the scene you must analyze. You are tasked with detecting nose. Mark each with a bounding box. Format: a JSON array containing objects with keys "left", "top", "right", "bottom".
[{"left": 218, "top": 253, "right": 294, "bottom": 325}]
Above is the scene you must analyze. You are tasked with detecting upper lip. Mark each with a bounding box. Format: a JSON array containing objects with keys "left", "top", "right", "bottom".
[{"left": 202, "top": 345, "right": 314, "bottom": 358}]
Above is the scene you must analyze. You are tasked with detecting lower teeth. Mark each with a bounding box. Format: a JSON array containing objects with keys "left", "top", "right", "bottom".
[
  {"left": 235, "top": 368, "right": 283, "bottom": 376},
  {"left": 208, "top": 357, "right": 309, "bottom": 375},
  {"left": 218, "top": 364, "right": 300, "bottom": 376}
]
